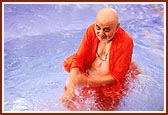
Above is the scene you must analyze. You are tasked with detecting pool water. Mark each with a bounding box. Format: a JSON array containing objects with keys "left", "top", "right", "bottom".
[{"left": 3, "top": 3, "right": 165, "bottom": 111}]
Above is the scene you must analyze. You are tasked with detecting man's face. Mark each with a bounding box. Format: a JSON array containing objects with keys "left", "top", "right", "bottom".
[{"left": 95, "top": 19, "right": 118, "bottom": 42}]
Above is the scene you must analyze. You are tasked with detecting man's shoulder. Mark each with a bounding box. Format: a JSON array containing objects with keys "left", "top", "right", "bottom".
[
  {"left": 87, "top": 23, "right": 95, "bottom": 29},
  {"left": 86, "top": 24, "right": 95, "bottom": 31},
  {"left": 118, "top": 27, "right": 131, "bottom": 37},
  {"left": 118, "top": 27, "right": 133, "bottom": 42},
  {"left": 85, "top": 24, "right": 96, "bottom": 36}
]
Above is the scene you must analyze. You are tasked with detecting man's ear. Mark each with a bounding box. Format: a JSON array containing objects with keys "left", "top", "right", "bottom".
[
  {"left": 116, "top": 23, "right": 120, "bottom": 32},
  {"left": 117, "top": 23, "right": 120, "bottom": 28}
]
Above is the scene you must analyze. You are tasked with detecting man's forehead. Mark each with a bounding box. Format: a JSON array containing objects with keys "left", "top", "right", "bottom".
[
  {"left": 95, "top": 18, "right": 115, "bottom": 27},
  {"left": 95, "top": 23, "right": 111, "bottom": 29}
]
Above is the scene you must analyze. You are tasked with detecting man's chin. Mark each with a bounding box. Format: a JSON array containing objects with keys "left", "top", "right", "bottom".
[
  {"left": 99, "top": 38, "right": 112, "bottom": 42},
  {"left": 98, "top": 37, "right": 107, "bottom": 41},
  {"left": 97, "top": 35, "right": 113, "bottom": 42}
]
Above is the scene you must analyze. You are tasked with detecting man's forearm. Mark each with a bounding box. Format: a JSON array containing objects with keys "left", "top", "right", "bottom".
[
  {"left": 87, "top": 74, "right": 116, "bottom": 86},
  {"left": 66, "top": 67, "right": 83, "bottom": 90}
]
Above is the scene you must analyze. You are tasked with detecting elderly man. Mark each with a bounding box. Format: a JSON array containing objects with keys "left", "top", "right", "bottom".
[{"left": 61, "top": 7, "right": 134, "bottom": 111}]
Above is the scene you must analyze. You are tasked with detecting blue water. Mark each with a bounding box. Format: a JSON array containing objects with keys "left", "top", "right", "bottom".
[{"left": 3, "top": 3, "right": 165, "bottom": 111}]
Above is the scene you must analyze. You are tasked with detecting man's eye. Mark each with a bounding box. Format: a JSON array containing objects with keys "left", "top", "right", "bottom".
[
  {"left": 96, "top": 25, "right": 101, "bottom": 30},
  {"left": 104, "top": 28, "right": 111, "bottom": 32}
]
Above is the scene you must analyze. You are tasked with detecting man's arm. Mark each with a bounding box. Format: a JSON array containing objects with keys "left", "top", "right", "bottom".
[
  {"left": 65, "top": 68, "right": 81, "bottom": 90},
  {"left": 87, "top": 74, "right": 116, "bottom": 86},
  {"left": 65, "top": 68, "right": 90, "bottom": 89},
  {"left": 66, "top": 68, "right": 118, "bottom": 89}
]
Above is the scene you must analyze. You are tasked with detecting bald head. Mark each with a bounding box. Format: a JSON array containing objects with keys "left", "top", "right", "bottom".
[{"left": 96, "top": 8, "right": 119, "bottom": 27}]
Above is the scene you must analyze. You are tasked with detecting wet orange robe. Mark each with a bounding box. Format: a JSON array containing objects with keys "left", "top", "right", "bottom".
[{"left": 63, "top": 24, "right": 134, "bottom": 110}]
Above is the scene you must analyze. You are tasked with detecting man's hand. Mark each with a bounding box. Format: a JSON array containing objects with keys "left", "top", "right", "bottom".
[{"left": 66, "top": 72, "right": 88, "bottom": 90}]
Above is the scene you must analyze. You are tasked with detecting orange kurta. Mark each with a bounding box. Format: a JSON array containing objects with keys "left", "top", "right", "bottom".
[{"left": 63, "top": 24, "right": 134, "bottom": 110}]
